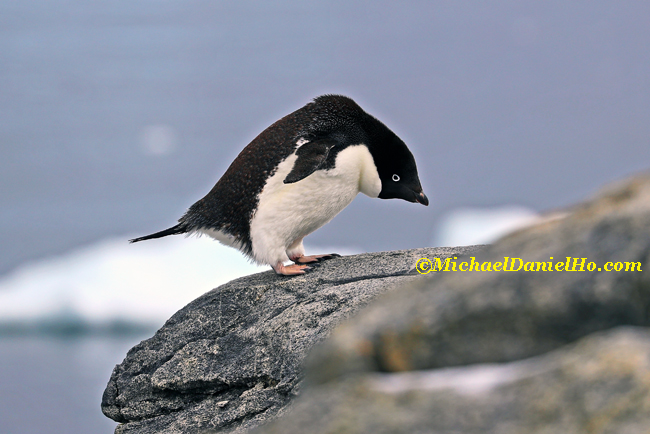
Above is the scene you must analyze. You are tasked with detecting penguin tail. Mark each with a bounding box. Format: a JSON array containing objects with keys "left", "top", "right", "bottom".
[{"left": 129, "top": 223, "right": 187, "bottom": 243}]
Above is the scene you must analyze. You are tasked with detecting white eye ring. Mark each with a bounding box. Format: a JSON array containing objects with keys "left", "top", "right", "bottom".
[{"left": 392, "top": 174, "right": 400, "bottom": 182}]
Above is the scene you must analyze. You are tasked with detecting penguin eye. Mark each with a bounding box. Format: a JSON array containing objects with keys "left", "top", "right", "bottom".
[{"left": 392, "top": 174, "right": 400, "bottom": 182}]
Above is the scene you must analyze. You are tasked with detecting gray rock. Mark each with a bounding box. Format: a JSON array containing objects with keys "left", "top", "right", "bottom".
[
  {"left": 305, "top": 172, "right": 650, "bottom": 383},
  {"left": 254, "top": 171, "right": 650, "bottom": 434},
  {"left": 101, "top": 245, "right": 483, "bottom": 434},
  {"left": 256, "top": 327, "right": 650, "bottom": 434}
]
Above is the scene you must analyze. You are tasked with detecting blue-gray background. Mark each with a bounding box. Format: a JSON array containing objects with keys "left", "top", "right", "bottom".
[{"left": 1, "top": 1, "right": 649, "bottom": 433}]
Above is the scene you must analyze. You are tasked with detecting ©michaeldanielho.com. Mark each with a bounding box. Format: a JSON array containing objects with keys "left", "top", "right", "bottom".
[{"left": 416, "top": 256, "right": 643, "bottom": 274}]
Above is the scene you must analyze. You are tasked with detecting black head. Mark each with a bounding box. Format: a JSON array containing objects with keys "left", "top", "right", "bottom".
[{"left": 362, "top": 113, "right": 428, "bottom": 206}]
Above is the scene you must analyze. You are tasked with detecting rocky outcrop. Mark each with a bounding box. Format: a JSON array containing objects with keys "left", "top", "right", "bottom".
[
  {"left": 104, "top": 171, "right": 650, "bottom": 434},
  {"left": 101, "top": 245, "right": 482, "bottom": 433},
  {"left": 256, "top": 172, "right": 650, "bottom": 434},
  {"left": 256, "top": 327, "right": 650, "bottom": 434}
]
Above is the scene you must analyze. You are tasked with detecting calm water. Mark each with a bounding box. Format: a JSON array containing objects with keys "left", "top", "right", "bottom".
[{"left": 0, "top": 334, "right": 150, "bottom": 434}]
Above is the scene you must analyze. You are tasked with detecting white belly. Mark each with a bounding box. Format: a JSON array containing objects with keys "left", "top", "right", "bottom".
[{"left": 249, "top": 144, "right": 380, "bottom": 265}]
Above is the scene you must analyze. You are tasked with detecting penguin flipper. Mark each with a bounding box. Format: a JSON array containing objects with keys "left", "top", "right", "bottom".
[{"left": 283, "top": 138, "right": 336, "bottom": 184}]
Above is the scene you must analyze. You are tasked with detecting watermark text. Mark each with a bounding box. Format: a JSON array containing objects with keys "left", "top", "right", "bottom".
[{"left": 415, "top": 256, "right": 643, "bottom": 274}]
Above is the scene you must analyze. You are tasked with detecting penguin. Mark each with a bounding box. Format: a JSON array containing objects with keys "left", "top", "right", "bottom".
[{"left": 130, "top": 95, "right": 428, "bottom": 275}]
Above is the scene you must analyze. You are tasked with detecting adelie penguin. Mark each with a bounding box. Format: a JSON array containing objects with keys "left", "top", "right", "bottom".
[{"left": 131, "top": 95, "right": 428, "bottom": 275}]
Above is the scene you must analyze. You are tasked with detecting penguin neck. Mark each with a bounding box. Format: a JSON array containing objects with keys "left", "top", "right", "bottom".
[{"left": 333, "top": 144, "right": 382, "bottom": 198}]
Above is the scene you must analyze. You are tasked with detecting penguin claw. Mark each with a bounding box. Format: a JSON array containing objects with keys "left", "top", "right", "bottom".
[
  {"left": 303, "top": 263, "right": 321, "bottom": 272},
  {"left": 273, "top": 263, "right": 312, "bottom": 276},
  {"left": 293, "top": 253, "right": 341, "bottom": 264}
]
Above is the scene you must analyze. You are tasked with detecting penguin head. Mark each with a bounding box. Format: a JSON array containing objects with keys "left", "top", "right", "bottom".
[
  {"left": 373, "top": 136, "right": 429, "bottom": 206},
  {"left": 363, "top": 116, "right": 428, "bottom": 206}
]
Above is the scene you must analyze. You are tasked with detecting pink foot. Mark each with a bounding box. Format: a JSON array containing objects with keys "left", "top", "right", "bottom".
[
  {"left": 272, "top": 262, "right": 313, "bottom": 276},
  {"left": 291, "top": 253, "right": 341, "bottom": 264}
]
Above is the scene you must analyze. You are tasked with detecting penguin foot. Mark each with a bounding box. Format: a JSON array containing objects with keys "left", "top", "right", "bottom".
[
  {"left": 273, "top": 262, "right": 317, "bottom": 276},
  {"left": 292, "top": 253, "right": 341, "bottom": 264}
]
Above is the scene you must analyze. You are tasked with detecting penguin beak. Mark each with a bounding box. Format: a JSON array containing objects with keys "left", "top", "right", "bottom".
[{"left": 416, "top": 191, "right": 429, "bottom": 206}]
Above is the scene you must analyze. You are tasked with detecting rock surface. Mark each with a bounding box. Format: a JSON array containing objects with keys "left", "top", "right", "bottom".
[
  {"left": 101, "top": 245, "right": 482, "bottom": 433},
  {"left": 255, "top": 171, "right": 650, "bottom": 434},
  {"left": 257, "top": 327, "right": 650, "bottom": 434}
]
